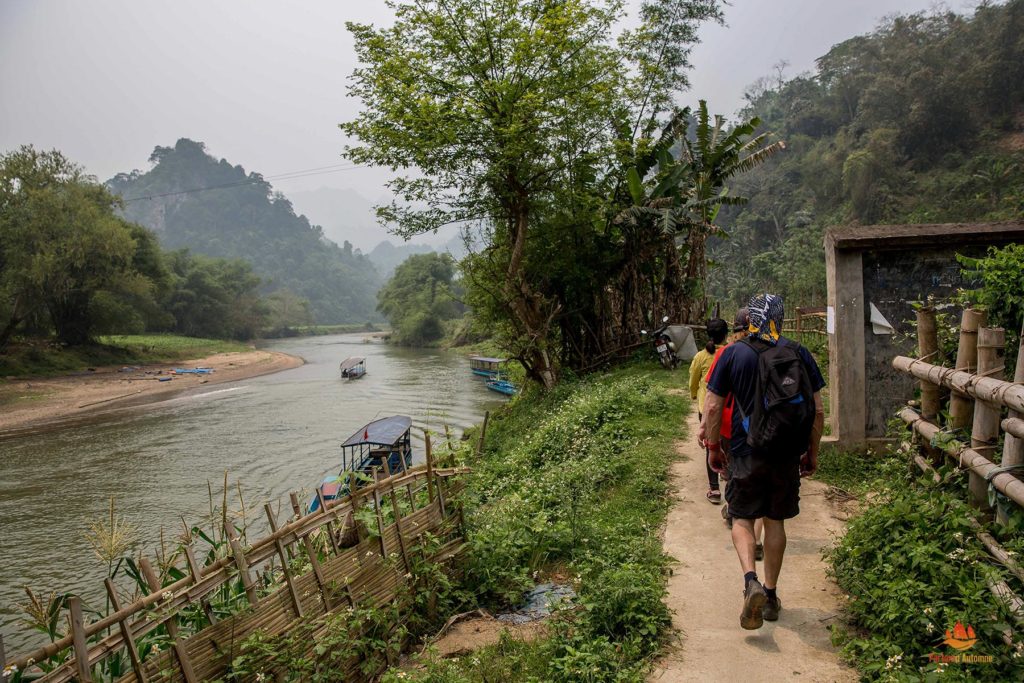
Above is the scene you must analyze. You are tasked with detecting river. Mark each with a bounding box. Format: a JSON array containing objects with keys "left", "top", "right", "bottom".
[{"left": 0, "top": 334, "right": 505, "bottom": 655}]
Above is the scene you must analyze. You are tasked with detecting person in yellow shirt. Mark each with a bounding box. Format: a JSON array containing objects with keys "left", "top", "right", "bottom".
[{"left": 690, "top": 318, "right": 730, "bottom": 503}]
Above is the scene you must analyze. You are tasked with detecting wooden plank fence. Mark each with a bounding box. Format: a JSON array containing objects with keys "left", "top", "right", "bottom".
[{"left": 3, "top": 458, "right": 469, "bottom": 683}]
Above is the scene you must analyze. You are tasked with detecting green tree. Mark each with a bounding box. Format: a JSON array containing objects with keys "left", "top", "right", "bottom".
[
  {"left": 343, "top": 0, "right": 721, "bottom": 386},
  {"left": 0, "top": 146, "right": 141, "bottom": 347},
  {"left": 377, "top": 253, "right": 461, "bottom": 346}
]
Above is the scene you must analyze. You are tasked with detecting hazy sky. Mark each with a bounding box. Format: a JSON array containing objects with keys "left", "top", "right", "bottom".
[{"left": 1, "top": 0, "right": 944, "bottom": 204}]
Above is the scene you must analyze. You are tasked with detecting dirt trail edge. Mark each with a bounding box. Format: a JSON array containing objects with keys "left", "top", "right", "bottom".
[{"left": 649, "top": 411, "right": 856, "bottom": 683}]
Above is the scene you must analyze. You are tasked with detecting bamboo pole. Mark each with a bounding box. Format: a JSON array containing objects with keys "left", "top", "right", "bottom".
[
  {"left": 68, "top": 597, "right": 93, "bottom": 683},
  {"left": 949, "top": 309, "right": 986, "bottom": 429},
  {"left": 289, "top": 492, "right": 333, "bottom": 611},
  {"left": 425, "top": 432, "right": 436, "bottom": 504},
  {"left": 915, "top": 306, "right": 941, "bottom": 422},
  {"left": 389, "top": 490, "right": 412, "bottom": 572},
  {"left": 104, "top": 579, "right": 147, "bottom": 682},
  {"left": 1002, "top": 329, "right": 1024, "bottom": 466},
  {"left": 140, "top": 557, "right": 198, "bottom": 683},
  {"left": 891, "top": 357, "right": 1024, "bottom": 412},
  {"left": 265, "top": 503, "right": 304, "bottom": 618},
  {"left": 315, "top": 488, "right": 342, "bottom": 556},
  {"left": 224, "top": 523, "right": 259, "bottom": 607},
  {"left": 475, "top": 411, "right": 490, "bottom": 458},
  {"left": 900, "top": 407, "right": 1024, "bottom": 507},
  {"left": 969, "top": 327, "right": 1005, "bottom": 508},
  {"left": 372, "top": 468, "right": 388, "bottom": 558}
]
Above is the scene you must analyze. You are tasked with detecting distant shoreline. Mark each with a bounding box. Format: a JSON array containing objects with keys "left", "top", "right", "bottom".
[{"left": 0, "top": 350, "right": 304, "bottom": 441}]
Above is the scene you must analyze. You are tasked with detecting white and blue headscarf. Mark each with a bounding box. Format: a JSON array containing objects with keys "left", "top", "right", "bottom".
[{"left": 747, "top": 293, "right": 785, "bottom": 344}]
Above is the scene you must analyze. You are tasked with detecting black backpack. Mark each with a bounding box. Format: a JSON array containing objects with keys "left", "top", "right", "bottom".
[{"left": 737, "top": 337, "right": 816, "bottom": 456}]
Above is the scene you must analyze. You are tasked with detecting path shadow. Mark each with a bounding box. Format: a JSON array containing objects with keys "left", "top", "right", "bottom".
[
  {"left": 744, "top": 627, "right": 781, "bottom": 652},
  {"left": 774, "top": 606, "right": 842, "bottom": 651}
]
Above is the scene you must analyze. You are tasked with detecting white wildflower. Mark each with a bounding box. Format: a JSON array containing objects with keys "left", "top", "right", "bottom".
[{"left": 161, "top": 590, "right": 174, "bottom": 602}]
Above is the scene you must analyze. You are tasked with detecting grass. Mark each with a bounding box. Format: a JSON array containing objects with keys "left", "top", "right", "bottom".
[
  {"left": 0, "top": 334, "right": 250, "bottom": 378},
  {"left": 386, "top": 362, "right": 691, "bottom": 682}
]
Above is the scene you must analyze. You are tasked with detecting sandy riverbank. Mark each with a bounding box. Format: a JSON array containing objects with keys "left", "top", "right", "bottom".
[{"left": 0, "top": 350, "right": 304, "bottom": 439}]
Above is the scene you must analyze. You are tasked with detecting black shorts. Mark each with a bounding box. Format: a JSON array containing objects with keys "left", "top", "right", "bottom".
[{"left": 725, "top": 448, "right": 801, "bottom": 520}]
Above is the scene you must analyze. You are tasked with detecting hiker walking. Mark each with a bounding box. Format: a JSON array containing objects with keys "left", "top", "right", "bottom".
[
  {"left": 689, "top": 318, "right": 730, "bottom": 504},
  {"left": 698, "top": 294, "right": 825, "bottom": 630}
]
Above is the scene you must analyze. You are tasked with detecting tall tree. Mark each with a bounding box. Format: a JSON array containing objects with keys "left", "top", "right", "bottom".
[
  {"left": 343, "top": 0, "right": 721, "bottom": 386},
  {"left": 0, "top": 146, "right": 140, "bottom": 347}
]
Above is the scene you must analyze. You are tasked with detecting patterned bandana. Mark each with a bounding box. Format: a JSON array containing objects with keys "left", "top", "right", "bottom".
[{"left": 747, "top": 293, "right": 785, "bottom": 344}]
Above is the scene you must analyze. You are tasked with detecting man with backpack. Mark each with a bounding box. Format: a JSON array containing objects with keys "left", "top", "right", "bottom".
[{"left": 698, "top": 293, "right": 826, "bottom": 630}]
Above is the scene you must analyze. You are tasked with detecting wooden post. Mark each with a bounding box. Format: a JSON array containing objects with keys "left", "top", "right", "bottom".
[
  {"left": 949, "top": 308, "right": 986, "bottom": 430},
  {"left": 68, "top": 596, "right": 94, "bottom": 683},
  {"left": 998, "top": 328, "right": 1024, "bottom": 524},
  {"left": 139, "top": 557, "right": 198, "bottom": 683},
  {"left": 315, "top": 488, "right": 343, "bottom": 556},
  {"left": 475, "top": 411, "right": 490, "bottom": 458},
  {"left": 916, "top": 306, "right": 941, "bottom": 422},
  {"left": 389, "top": 490, "right": 412, "bottom": 572},
  {"left": 104, "top": 579, "right": 147, "bottom": 682},
  {"left": 224, "top": 523, "right": 259, "bottom": 606},
  {"left": 289, "top": 492, "right": 333, "bottom": 611},
  {"left": 348, "top": 472, "right": 367, "bottom": 542},
  {"left": 372, "top": 467, "right": 388, "bottom": 558},
  {"left": 970, "top": 327, "right": 1006, "bottom": 509},
  {"left": 425, "top": 432, "right": 436, "bottom": 504},
  {"left": 265, "top": 503, "right": 304, "bottom": 618},
  {"left": 182, "top": 542, "right": 217, "bottom": 624},
  {"left": 796, "top": 308, "right": 803, "bottom": 340}
]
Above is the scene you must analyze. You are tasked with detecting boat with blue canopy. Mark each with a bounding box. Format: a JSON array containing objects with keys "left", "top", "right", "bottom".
[
  {"left": 469, "top": 356, "right": 506, "bottom": 378},
  {"left": 309, "top": 415, "right": 413, "bottom": 512},
  {"left": 339, "top": 356, "right": 366, "bottom": 379}
]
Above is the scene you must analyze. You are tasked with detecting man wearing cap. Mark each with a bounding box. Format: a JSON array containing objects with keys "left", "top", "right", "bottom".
[{"left": 698, "top": 294, "right": 826, "bottom": 630}]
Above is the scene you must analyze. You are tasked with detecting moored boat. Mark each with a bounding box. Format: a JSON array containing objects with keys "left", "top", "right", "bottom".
[
  {"left": 340, "top": 356, "right": 366, "bottom": 379},
  {"left": 486, "top": 378, "right": 517, "bottom": 396},
  {"left": 309, "top": 415, "right": 413, "bottom": 512},
  {"left": 469, "top": 355, "right": 506, "bottom": 378}
]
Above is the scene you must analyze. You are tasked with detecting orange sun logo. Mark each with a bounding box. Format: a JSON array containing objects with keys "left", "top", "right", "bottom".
[{"left": 942, "top": 622, "right": 978, "bottom": 651}]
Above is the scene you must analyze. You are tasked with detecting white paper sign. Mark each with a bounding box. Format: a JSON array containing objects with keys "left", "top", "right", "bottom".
[
  {"left": 869, "top": 302, "right": 895, "bottom": 335},
  {"left": 826, "top": 306, "right": 835, "bottom": 334}
]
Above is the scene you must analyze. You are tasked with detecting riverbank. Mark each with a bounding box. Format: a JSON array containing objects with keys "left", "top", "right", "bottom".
[{"left": 0, "top": 349, "right": 304, "bottom": 439}]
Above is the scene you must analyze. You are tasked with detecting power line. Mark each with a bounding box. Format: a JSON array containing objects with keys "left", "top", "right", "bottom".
[{"left": 119, "top": 162, "right": 366, "bottom": 203}]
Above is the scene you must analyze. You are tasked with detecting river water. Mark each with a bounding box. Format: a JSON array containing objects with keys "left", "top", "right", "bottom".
[{"left": 0, "top": 334, "right": 504, "bottom": 655}]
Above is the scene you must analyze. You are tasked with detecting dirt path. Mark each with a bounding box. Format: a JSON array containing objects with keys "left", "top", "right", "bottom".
[{"left": 649, "top": 412, "right": 856, "bottom": 683}]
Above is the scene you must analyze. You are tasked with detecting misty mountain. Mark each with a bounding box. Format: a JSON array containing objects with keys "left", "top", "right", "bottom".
[
  {"left": 108, "top": 139, "right": 382, "bottom": 324},
  {"left": 368, "top": 240, "right": 436, "bottom": 277},
  {"left": 288, "top": 186, "right": 391, "bottom": 251}
]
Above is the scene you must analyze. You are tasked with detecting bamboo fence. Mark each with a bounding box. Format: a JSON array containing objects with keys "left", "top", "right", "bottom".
[
  {"left": 893, "top": 308, "right": 1024, "bottom": 634},
  {"left": 3, "top": 453, "right": 469, "bottom": 683}
]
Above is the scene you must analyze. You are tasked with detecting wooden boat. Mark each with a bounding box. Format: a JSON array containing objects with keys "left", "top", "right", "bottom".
[
  {"left": 309, "top": 415, "right": 413, "bottom": 512},
  {"left": 339, "top": 356, "right": 366, "bottom": 379},
  {"left": 486, "top": 378, "right": 517, "bottom": 396},
  {"left": 469, "top": 355, "right": 506, "bottom": 378}
]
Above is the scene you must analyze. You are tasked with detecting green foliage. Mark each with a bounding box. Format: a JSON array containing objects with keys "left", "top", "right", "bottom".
[
  {"left": 377, "top": 253, "right": 462, "bottom": 346},
  {"left": 109, "top": 139, "right": 382, "bottom": 324},
  {"left": 392, "top": 364, "right": 689, "bottom": 681},
  {"left": 161, "top": 249, "right": 267, "bottom": 340},
  {"left": 825, "top": 440, "right": 1024, "bottom": 680},
  {"left": 709, "top": 1, "right": 1024, "bottom": 309},
  {"left": 959, "top": 244, "right": 1024, "bottom": 333}
]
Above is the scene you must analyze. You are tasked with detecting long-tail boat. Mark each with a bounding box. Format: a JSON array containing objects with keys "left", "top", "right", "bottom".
[
  {"left": 339, "top": 356, "right": 366, "bottom": 379},
  {"left": 469, "top": 355, "right": 506, "bottom": 378}
]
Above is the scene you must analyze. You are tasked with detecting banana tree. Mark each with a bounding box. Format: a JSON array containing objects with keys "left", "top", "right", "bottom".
[{"left": 618, "top": 101, "right": 785, "bottom": 321}]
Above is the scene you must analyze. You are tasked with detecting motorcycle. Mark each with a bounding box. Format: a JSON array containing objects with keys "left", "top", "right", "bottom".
[{"left": 641, "top": 316, "right": 678, "bottom": 369}]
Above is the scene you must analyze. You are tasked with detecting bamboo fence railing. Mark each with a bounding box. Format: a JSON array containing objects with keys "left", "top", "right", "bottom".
[
  {"left": 893, "top": 308, "right": 1024, "bottom": 636},
  {"left": 2, "top": 451, "right": 469, "bottom": 683}
]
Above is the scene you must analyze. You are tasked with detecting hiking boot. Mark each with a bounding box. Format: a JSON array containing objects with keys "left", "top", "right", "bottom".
[
  {"left": 740, "top": 579, "right": 767, "bottom": 630},
  {"left": 755, "top": 543, "right": 764, "bottom": 561},
  {"left": 764, "top": 594, "right": 781, "bottom": 622}
]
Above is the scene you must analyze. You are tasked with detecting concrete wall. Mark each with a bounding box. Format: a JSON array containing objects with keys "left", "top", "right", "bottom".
[{"left": 824, "top": 222, "right": 1024, "bottom": 446}]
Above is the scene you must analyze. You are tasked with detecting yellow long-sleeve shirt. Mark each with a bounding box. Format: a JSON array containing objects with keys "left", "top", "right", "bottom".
[{"left": 689, "top": 346, "right": 720, "bottom": 414}]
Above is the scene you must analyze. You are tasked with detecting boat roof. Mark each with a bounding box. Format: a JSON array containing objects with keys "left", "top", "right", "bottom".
[
  {"left": 339, "top": 357, "right": 366, "bottom": 370},
  {"left": 469, "top": 356, "right": 507, "bottom": 363},
  {"left": 341, "top": 415, "right": 411, "bottom": 448}
]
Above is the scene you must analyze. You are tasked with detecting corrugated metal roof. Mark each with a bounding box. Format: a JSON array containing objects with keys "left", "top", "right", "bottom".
[
  {"left": 341, "top": 415, "right": 411, "bottom": 447},
  {"left": 339, "top": 357, "right": 365, "bottom": 370},
  {"left": 469, "top": 356, "right": 507, "bottom": 364}
]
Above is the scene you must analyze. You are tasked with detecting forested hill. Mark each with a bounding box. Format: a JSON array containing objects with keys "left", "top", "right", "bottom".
[
  {"left": 709, "top": 0, "right": 1024, "bottom": 307},
  {"left": 108, "top": 139, "right": 382, "bottom": 323}
]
